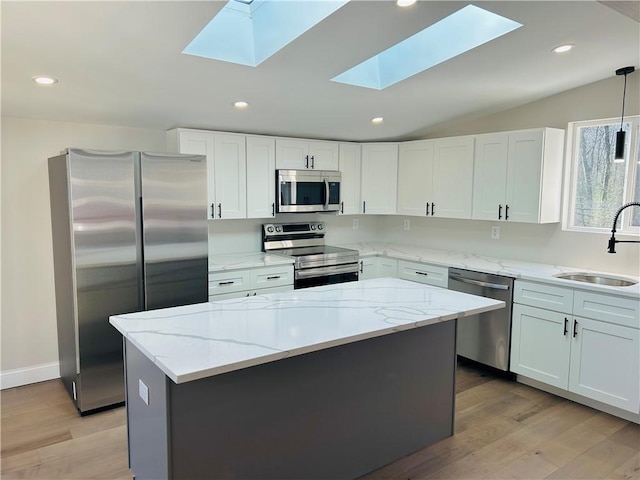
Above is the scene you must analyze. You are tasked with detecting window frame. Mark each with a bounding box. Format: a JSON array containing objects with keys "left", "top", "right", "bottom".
[{"left": 563, "top": 115, "right": 640, "bottom": 236}]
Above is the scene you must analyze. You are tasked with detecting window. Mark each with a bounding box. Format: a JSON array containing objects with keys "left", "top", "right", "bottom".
[{"left": 565, "top": 116, "right": 640, "bottom": 234}]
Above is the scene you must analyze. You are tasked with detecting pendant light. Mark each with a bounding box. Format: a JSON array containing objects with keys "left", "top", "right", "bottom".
[{"left": 614, "top": 66, "right": 635, "bottom": 160}]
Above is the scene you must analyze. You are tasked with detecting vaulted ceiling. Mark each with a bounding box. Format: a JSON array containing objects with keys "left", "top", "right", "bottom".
[{"left": 2, "top": 1, "right": 639, "bottom": 141}]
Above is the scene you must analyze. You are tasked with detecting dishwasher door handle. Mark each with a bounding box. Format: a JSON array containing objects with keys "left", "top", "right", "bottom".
[{"left": 449, "top": 276, "right": 510, "bottom": 290}]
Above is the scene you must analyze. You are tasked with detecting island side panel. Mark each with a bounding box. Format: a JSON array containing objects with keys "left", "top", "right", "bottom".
[
  {"left": 168, "top": 320, "right": 457, "bottom": 480},
  {"left": 124, "top": 339, "right": 171, "bottom": 480}
]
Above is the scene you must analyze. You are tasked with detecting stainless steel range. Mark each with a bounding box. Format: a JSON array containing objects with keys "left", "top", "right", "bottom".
[{"left": 262, "top": 222, "right": 359, "bottom": 289}]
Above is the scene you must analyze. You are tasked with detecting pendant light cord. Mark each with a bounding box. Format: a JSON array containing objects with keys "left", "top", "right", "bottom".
[{"left": 620, "top": 72, "right": 628, "bottom": 131}]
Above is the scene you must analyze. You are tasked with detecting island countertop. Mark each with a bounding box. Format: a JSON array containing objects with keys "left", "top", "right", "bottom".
[{"left": 109, "top": 278, "right": 504, "bottom": 384}]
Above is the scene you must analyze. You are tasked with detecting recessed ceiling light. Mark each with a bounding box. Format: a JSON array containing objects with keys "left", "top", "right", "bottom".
[
  {"left": 234, "top": 101, "right": 249, "bottom": 109},
  {"left": 32, "top": 76, "right": 58, "bottom": 85},
  {"left": 397, "top": 0, "right": 417, "bottom": 7},
  {"left": 371, "top": 117, "right": 384, "bottom": 124},
  {"left": 553, "top": 44, "right": 574, "bottom": 54}
]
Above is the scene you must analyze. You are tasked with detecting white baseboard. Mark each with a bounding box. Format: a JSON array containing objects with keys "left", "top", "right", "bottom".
[{"left": 0, "top": 362, "right": 60, "bottom": 390}]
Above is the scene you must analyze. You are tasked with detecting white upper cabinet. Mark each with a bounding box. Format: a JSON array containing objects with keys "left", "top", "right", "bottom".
[
  {"left": 361, "top": 143, "right": 398, "bottom": 215},
  {"left": 397, "top": 140, "right": 434, "bottom": 216},
  {"left": 432, "top": 136, "right": 475, "bottom": 219},
  {"left": 246, "top": 136, "right": 276, "bottom": 219},
  {"left": 167, "top": 128, "right": 246, "bottom": 219},
  {"left": 275, "top": 138, "right": 339, "bottom": 170},
  {"left": 338, "top": 143, "right": 361, "bottom": 215},
  {"left": 473, "top": 128, "right": 565, "bottom": 223}
]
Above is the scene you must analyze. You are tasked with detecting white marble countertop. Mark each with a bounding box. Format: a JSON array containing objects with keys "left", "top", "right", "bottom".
[
  {"left": 338, "top": 242, "right": 640, "bottom": 298},
  {"left": 209, "top": 252, "right": 294, "bottom": 272},
  {"left": 109, "top": 278, "right": 504, "bottom": 384}
]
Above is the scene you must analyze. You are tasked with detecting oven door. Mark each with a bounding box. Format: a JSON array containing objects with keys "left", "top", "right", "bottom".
[
  {"left": 294, "top": 263, "right": 359, "bottom": 289},
  {"left": 277, "top": 170, "right": 341, "bottom": 213}
]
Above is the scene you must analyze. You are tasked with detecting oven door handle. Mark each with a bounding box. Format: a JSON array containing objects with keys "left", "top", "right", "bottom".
[
  {"left": 295, "top": 263, "right": 360, "bottom": 279},
  {"left": 324, "top": 178, "right": 330, "bottom": 210}
]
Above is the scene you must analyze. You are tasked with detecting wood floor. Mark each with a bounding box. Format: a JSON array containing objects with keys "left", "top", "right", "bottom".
[{"left": 1, "top": 363, "right": 638, "bottom": 480}]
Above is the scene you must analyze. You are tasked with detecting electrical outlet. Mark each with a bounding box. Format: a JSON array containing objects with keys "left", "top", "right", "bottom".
[
  {"left": 491, "top": 225, "right": 500, "bottom": 240},
  {"left": 352, "top": 219, "right": 359, "bottom": 230},
  {"left": 139, "top": 379, "right": 149, "bottom": 406},
  {"left": 404, "top": 219, "right": 410, "bottom": 231}
]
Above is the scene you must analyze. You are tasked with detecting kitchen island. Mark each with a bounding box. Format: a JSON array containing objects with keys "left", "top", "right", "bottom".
[{"left": 110, "top": 278, "right": 504, "bottom": 480}]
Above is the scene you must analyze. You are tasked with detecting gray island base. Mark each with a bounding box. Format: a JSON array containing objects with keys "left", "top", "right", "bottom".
[
  {"left": 112, "top": 278, "right": 505, "bottom": 479},
  {"left": 126, "top": 322, "right": 455, "bottom": 479}
]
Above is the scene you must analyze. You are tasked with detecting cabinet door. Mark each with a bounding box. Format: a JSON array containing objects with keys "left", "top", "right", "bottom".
[
  {"left": 432, "top": 136, "right": 474, "bottom": 219},
  {"left": 505, "top": 130, "right": 544, "bottom": 223},
  {"left": 569, "top": 317, "right": 640, "bottom": 413},
  {"left": 359, "top": 258, "right": 378, "bottom": 280},
  {"left": 361, "top": 143, "right": 398, "bottom": 215},
  {"left": 472, "top": 133, "right": 508, "bottom": 221},
  {"left": 172, "top": 130, "right": 216, "bottom": 219},
  {"left": 510, "top": 304, "right": 571, "bottom": 389},
  {"left": 377, "top": 258, "right": 398, "bottom": 278},
  {"left": 397, "top": 140, "right": 434, "bottom": 216},
  {"left": 213, "top": 134, "right": 246, "bottom": 219},
  {"left": 275, "top": 138, "right": 309, "bottom": 169},
  {"left": 246, "top": 136, "right": 276, "bottom": 219},
  {"left": 338, "top": 143, "right": 362, "bottom": 215},
  {"left": 308, "top": 141, "right": 339, "bottom": 170}
]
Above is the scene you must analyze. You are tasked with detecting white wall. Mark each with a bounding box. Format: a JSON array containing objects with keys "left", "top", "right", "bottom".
[{"left": 1, "top": 117, "right": 165, "bottom": 387}]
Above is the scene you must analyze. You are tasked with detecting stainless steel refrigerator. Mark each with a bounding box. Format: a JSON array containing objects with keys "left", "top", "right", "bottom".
[{"left": 48, "top": 148, "right": 208, "bottom": 414}]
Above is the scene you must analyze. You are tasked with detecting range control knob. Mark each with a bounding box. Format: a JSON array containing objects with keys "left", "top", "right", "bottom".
[
  {"left": 310, "top": 224, "right": 316, "bottom": 230},
  {"left": 317, "top": 224, "right": 323, "bottom": 230},
  {"left": 266, "top": 226, "right": 274, "bottom": 233},
  {"left": 275, "top": 225, "right": 282, "bottom": 232}
]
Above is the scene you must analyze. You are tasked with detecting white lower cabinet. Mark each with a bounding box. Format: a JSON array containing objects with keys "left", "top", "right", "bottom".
[
  {"left": 511, "top": 280, "right": 640, "bottom": 415},
  {"left": 359, "top": 257, "right": 398, "bottom": 280},
  {"left": 397, "top": 260, "right": 448, "bottom": 288},
  {"left": 209, "top": 265, "right": 293, "bottom": 302}
]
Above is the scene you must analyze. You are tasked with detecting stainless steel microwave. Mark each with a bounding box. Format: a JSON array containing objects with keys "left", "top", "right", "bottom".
[{"left": 277, "top": 169, "right": 341, "bottom": 213}]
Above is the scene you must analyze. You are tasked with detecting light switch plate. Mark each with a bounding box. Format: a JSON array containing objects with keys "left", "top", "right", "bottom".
[
  {"left": 491, "top": 225, "right": 500, "bottom": 240},
  {"left": 404, "top": 219, "right": 410, "bottom": 231},
  {"left": 353, "top": 219, "right": 359, "bottom": 230},
  {"left": 139, "top": 379, "right": 149, "bottom": 406}
]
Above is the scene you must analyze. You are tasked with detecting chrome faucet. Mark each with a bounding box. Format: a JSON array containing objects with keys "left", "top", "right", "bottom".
[{"left": 607, "top": 202, "right": 640, "bottom": 253}]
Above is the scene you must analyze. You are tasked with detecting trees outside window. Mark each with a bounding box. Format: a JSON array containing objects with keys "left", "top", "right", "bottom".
[{"left": 566, "top": 116, "right": 639, "bottom": 234}]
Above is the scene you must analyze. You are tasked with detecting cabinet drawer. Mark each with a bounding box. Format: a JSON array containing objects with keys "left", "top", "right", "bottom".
[
  {"left": 398, "top": 260, "right": 448, "bottom": 288},
  {"left": 208, "top": 270, "right": 251, "bottom": 295},
  {"left": 209, "top": 284, "right": 294, "bottom": 303},
  {"left": 514, "top": 280, "right": 574, "bottom": 314},
  {"left": 573, "top": 291, "right": 639, "bottom": 329},
  {"left": 251, "top": 266, "right": 293, "bottom": 289}
]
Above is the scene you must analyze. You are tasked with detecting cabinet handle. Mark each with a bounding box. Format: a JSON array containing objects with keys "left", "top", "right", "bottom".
[
  {"left": 245, "top": 293, "right": 250, "bottom": 297},
  {"left": 218, "top": 203, "right": 222, "bottom": 218},
  {"left": 311, "top": 155, "right": 315, "bottom": 169},
  {"left": 341, "top": 201, "right": 344, "bottom": 214},
  {"left": 267, "top": 275, "right": 281, "bottom": 280},
  {"left": 359, "top": 260, "right": 364, "bottom": 273},
  {"left": 416, "top": 271, "right": 429, "bottom": 276},
  {"left": 272, "top": 202, "right": 275, "bottom": 217},
  {"left": 563, "top": 317, "right": 568, "bottom": 336},
  {"left": 573, "top": 319, "right": 578, "bottom": 338},
  {"left": 305, "top": 155, "right": 309, "bottom": 169},
  {"left": 426, "top": 203, "right": 429, "bottom": 216},
  {"left": 363, "top": 201, "right": 366, "bottom": 214},
  {"left": 219, "top": 281, "right": 234, "bottom": 286},
  {"left": 505, "top": 204, "right": 509, "bottom": 220},
  {"left": 253, "top": 292, "right": 257, "bottom": 296},
  {"left": 431, "top": 203, "right": 435, "bottom": 216},
  {"left": 498, "top": 204, "right": 502, "bottom": 220},
  {"left": 211, "top": 203, "right": 215, "bottom": 218}
]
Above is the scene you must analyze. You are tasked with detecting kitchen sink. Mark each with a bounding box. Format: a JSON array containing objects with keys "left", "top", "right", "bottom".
[{"left": 553, "top": 272, "right": 638, "bottom": 287}]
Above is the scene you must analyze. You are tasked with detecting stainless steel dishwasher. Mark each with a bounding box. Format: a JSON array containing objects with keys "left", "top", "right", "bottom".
[{"left": 448, "top": 267, "right": 514, "bottom": 371}]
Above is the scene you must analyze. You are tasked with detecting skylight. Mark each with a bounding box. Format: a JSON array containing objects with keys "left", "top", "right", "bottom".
[
  {"left": 183, "top": 0, "right": 349, "bottom": 67},
  {"left": 332, "top": 5, "right": 523, "bottom": 90}
]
